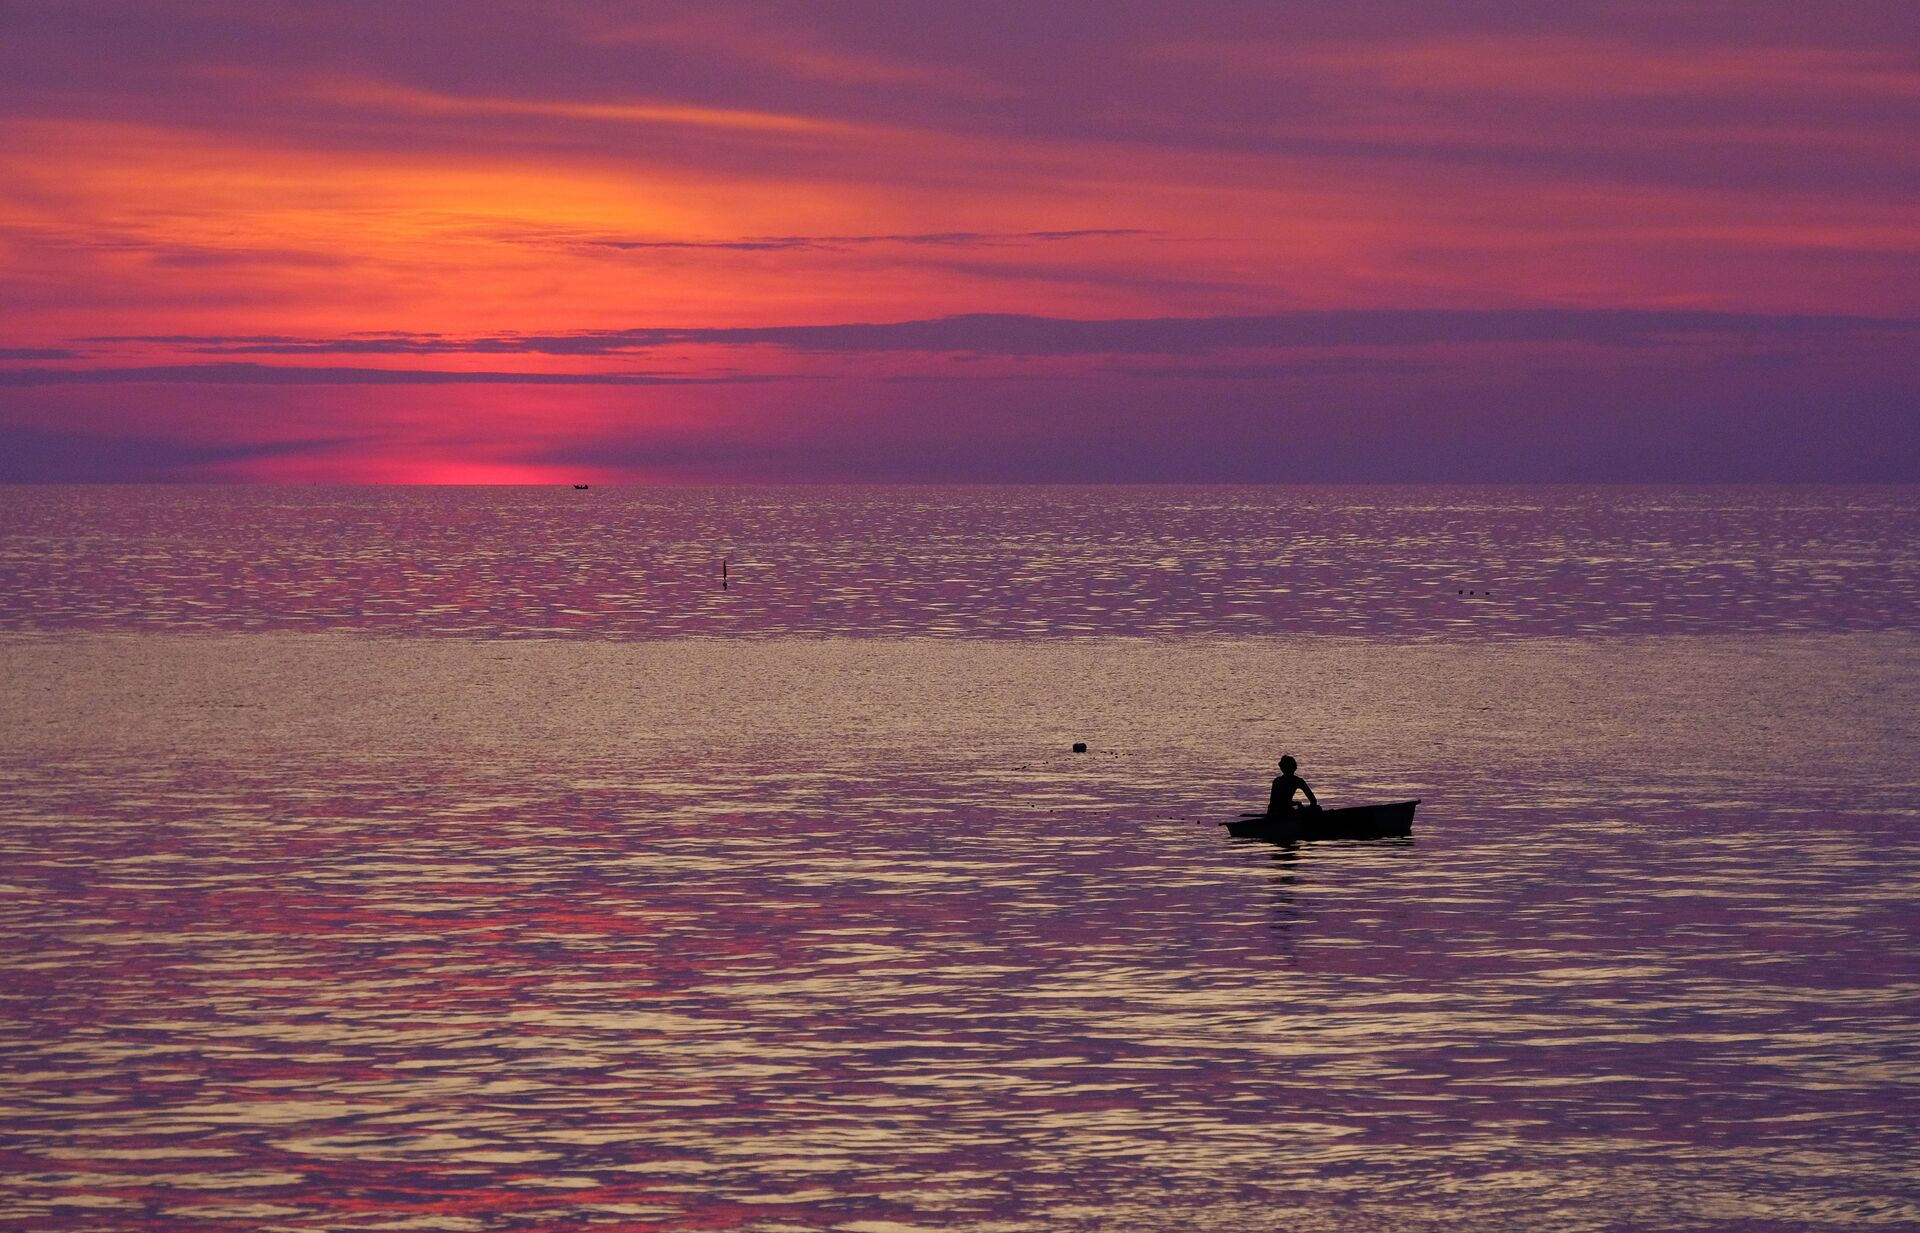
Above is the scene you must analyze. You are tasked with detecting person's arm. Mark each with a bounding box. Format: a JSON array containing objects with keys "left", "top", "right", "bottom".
[{"left": 1302, "top": 781, "right": 1318, "bottom": 809}]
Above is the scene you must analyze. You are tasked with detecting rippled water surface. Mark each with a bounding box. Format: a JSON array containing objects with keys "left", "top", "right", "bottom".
[
  {"left": 1, "top": 485, "right": 1914, "bottom": 637},
  {"left": 1, "top": 486, "right": 1917, "bottom": 1232}
]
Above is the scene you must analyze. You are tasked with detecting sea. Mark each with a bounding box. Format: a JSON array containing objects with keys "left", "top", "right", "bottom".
[{"left": 0, "top": 484, "right": 1915, "bottom": 1233}]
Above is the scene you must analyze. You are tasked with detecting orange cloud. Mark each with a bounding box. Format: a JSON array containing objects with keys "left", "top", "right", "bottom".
[{"left": 3, "top": 4, "right": 1914, "bottom": 481}]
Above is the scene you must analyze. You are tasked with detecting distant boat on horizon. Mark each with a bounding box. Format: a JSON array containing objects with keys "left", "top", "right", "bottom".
[{"left": 573, "top": 484, "right": 590, "bottom": 490}]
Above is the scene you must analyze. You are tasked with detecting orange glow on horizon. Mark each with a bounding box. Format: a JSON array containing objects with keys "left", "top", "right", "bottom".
[{"left": 2, "top": 7, "right": 1915, "bottom": 482}]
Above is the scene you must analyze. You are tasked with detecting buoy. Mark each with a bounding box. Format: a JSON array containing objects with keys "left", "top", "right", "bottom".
[{"left": 1071, "top": 742, "right": 1087, "bottom": 753}]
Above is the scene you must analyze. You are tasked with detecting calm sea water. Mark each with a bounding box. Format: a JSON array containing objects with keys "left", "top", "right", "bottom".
[
  {"left": 1, "top": 485, "right": 1914, "bottom": 638},
  {"left": 1, "top": 486, "right": 1916, "bottom": 1232}
]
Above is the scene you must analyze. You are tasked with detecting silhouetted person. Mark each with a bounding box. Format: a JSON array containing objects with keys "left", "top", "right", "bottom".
[{"left": 1267, "top": 755, "right": 1319, "bottom": 815}]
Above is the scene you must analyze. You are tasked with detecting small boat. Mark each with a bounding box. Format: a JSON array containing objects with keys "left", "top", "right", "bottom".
[
  {"left": 1222, "top": 800, "right": 1418, "bottom": 841},
  {"left": 573, "top": 484, "right": 590, "bottom": 490}
]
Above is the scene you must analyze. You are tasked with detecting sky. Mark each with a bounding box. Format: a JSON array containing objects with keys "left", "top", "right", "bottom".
[{"left": 1, "top": 0, "right": 1916, "bottom": 483}]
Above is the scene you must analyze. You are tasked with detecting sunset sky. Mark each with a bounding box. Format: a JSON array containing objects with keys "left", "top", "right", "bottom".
[{"left": 2, "top": 1, "right": 1916, "bottom": 482}]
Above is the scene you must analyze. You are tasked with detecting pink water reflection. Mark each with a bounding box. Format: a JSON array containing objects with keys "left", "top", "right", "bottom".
[{"left": 2, "top": 629, "right": 1916, "bottom": 1230}]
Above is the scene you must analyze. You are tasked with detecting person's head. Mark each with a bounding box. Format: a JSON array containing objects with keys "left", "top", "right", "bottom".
[{"left": 1278, "top": 755, "right": 1297, "bottom": 774}]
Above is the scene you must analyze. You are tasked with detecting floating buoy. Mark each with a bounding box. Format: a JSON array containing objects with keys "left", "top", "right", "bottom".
[{"left": 1071, "top": 742, "right": 1088, "bottom": 753}]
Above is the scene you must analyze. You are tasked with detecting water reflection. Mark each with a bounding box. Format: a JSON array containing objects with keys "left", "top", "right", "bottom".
[
  {"left": 1, "top": 484, "right": 1914, "bottom": 639},
  {"left": 2, "top": 633, "right": 1915, "bottom": 1230},
  {"left": 1258, "top": 846, "right": 1302, "bottom": 936}
]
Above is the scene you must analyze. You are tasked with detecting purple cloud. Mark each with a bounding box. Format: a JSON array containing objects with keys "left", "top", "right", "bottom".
[
  {"left": 0, "top": 363, "right": 795, "bottom": 385},
  {"left": 535, "top": 228, "right": 1156, "bottom": 252},
  {"left": 0, "top": 426, "right": 360, "bottom": 482},
  {"left": 77, "top": 308, "right": 1917, "bottom": 358},
  {"left": 1105, "top": 359, "right": 1438, "bottom": 378}
]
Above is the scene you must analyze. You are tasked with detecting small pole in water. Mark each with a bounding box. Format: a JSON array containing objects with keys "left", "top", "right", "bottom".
[{"left": 722, "top": 557, "right": 728, "bottom": 591}]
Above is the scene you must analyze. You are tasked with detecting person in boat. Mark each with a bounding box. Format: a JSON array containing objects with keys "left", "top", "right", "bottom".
[{"left": 1267, "top": 755, "right": 1319, "bottom": 815}]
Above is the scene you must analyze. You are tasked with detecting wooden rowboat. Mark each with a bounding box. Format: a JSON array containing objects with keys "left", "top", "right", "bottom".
[{"left": 1222, "top": 800, "right": 1418, "bottom": 841}]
